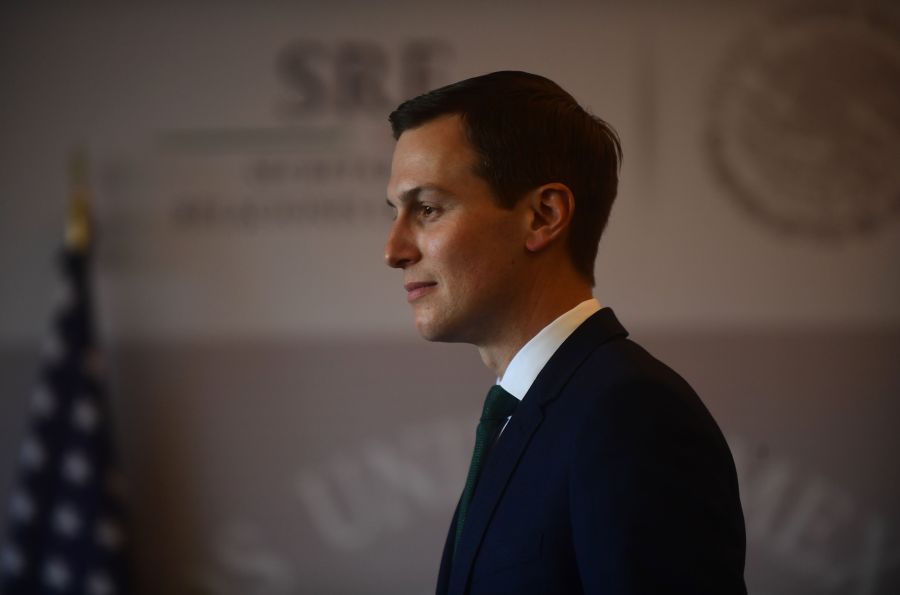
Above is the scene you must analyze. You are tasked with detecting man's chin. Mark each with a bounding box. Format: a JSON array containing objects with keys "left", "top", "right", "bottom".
[
  {"left": 415, "top": 318, "right": 459, "bottom": 343},
  {"left": 416, "top": 325, "right": 450, "bottom": 343}
]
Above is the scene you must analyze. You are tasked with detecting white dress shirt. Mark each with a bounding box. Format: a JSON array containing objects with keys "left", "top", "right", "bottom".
[{"left": 499, "top": 297, "right": 602, "bottom": 401}]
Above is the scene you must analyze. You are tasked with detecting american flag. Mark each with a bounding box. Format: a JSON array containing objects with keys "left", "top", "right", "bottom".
[{"left": 1, "top": 155, "right": 130, "bottom": 595}]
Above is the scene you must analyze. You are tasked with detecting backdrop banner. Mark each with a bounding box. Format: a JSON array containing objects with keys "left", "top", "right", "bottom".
[{"left": 1, "top": 2, "right": 898, "bottom": 594}]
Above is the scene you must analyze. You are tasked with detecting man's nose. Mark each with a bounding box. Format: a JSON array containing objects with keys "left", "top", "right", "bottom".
[{"left": 384, "top": 220, "right": 420, "bottom": 269}]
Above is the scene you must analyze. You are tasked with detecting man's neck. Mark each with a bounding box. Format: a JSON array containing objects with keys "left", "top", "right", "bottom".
[{"left": 477, "top": 287, "right": 593, "bottom": 379}]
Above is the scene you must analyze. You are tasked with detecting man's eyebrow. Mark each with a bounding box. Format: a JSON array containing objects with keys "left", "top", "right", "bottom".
[{"left": 386, "top": 185, "right": 445, "bottom": 208}]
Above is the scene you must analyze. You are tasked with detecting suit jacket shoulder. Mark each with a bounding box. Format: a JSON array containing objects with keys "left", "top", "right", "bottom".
[{"left": 440, "top": 308, "right": 747, "bottom": 595}]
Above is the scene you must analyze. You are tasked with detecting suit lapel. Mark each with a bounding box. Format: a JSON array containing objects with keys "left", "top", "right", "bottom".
[
  {"left": 448, "top": 400, "right": 543, "bottom": 594},
  {"left": 446, "top": 308, "right": 628, "bottom": 594},
  {"left": 437, "top": 503, "right": 460, "bottom": 595}
]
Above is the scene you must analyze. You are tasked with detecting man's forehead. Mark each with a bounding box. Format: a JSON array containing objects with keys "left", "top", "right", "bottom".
[
  {"left": 393, "top": 114, "right": 471, "bottom": 160},
  {"left": 388, "top": 115, "right": 477, "bottom": 198}
]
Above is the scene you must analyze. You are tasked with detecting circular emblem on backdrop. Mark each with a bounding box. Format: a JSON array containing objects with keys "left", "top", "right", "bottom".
[{"left": 707, "top": 4, "right": 900, "bottom": 239}]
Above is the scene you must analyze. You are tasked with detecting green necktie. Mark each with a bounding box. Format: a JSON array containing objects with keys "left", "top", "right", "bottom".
[{"left": 455, "top": 384, "right": 519, "bottom": 551}]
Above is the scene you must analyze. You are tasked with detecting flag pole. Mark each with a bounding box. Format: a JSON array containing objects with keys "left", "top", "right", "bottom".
[{"left": 66, "top": 148, "right": 91, "bottom": 253}]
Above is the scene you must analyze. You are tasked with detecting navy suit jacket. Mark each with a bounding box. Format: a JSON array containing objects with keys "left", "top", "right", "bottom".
[{"left": 437, "top": 308, "right": 747, "bottom": 594}]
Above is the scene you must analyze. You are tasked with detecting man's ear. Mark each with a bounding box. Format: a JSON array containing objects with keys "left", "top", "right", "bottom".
[{"left": 524, "top": 183, "right": 575, "bottom": 252}]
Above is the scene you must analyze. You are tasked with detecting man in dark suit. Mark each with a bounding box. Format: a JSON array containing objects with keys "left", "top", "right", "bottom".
[{"left": 384, "top": 71, "right": 746, "bottom": 594}]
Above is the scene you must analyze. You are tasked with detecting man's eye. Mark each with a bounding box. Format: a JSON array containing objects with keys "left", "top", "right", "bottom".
[{"left": 422, "top": 205, "right": 436, "bottom": 216}]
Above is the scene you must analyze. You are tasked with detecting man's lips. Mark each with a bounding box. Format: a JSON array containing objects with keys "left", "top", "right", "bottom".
[{"left": 404, "top": 281, "right": 437, "bottom": 302}]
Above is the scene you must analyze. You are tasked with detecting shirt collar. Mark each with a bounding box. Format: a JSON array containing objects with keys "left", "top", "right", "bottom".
[{"left": 498, "top": 298, "right": 602, "bottom": 401}]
